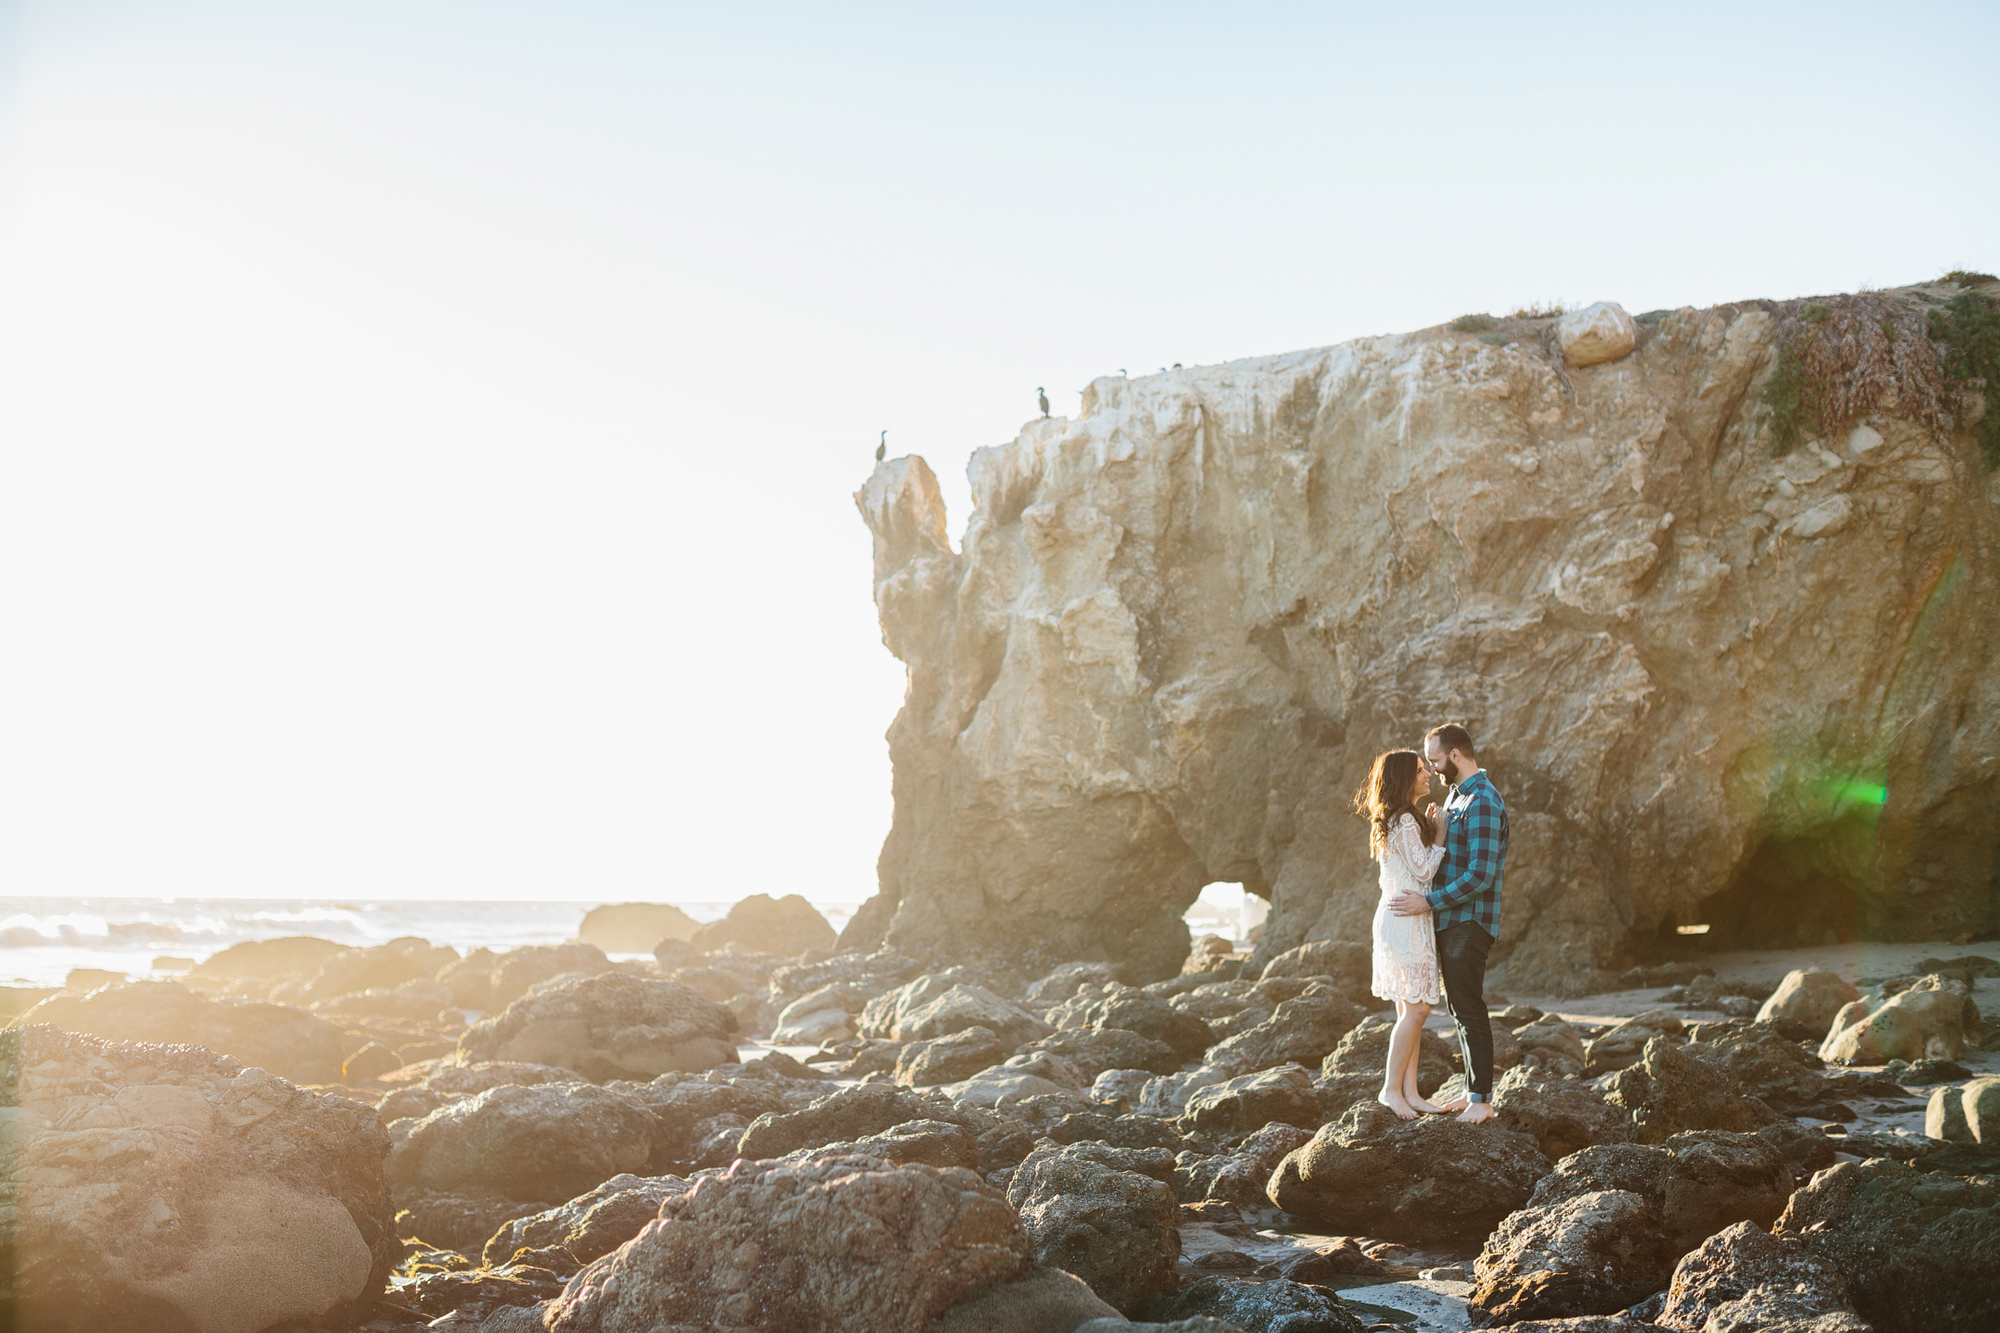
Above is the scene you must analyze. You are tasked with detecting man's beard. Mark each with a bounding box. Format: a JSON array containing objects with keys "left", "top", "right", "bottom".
[{"left": 1436, "top": 757, "right": 1460, "bottom": 784}]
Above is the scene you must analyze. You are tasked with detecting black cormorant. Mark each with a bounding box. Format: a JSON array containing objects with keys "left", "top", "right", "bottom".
[
  {"left": 875, "top": 430, "right": 885, "bottom": 462},
  {"left": 1037, "top": 387, "right": 1050, "bottom": 418}
]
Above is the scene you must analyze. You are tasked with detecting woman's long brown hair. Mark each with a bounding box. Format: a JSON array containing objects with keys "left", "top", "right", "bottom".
[{"left": 1352, "top": 749, "right": 1437, "bottom": 855}]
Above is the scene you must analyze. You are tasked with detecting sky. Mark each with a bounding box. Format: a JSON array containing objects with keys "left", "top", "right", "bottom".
[{"left": 1, "top": 2, "right": 1994, "bottom": 906}]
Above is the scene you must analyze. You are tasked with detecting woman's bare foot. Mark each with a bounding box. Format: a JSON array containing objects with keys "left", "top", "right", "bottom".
[
  {"left": 1407, "top": 1093, "right": 1449, "bottom": 1114},
  {"left": 1376, "top": 1090, "right": 1418, "bottom": 1120}
]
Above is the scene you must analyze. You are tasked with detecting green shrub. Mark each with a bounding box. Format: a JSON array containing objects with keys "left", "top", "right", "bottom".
[
  {"left": 1636, "top": 309, "right": 1676, "bottom": 325},
  {"left": 1800, "top": 302, "right": 1833, "bottom": 325},
  {"left": 1929, "top": 290, "right": 2000, "bottom": 468},
  {"left": 1762, "top": 339, "right": 1813, "bottom": 456},
  {"left": 1450, "top": 313, "right": 1496, "bottom": 333},
  {"left": 1941, "top": 269, "right": 1997, "bottom": 287},
  {"left": 1479, "top": 333, "right": 1512, "bottom": 347},
  {"left": 1507, "top": 302, "right": 1565, "bottom": 320}
]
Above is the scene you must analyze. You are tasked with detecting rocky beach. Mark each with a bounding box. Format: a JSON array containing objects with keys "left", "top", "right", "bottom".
[{"left": 7, "top": 278, "right": 2000, "bottom": 1332}]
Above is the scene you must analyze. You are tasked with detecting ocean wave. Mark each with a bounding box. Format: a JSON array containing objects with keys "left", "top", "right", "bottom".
[{"left": 0, "top": 913, "right": 237, "bottom": 950}]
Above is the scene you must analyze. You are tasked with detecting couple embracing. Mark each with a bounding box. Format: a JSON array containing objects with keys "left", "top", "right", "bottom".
[{"left": 1354, "top": 723, "right": 1507, "bottom": 1124}]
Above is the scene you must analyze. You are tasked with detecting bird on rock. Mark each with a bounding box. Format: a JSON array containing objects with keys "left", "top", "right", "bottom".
[
  {"left": 875, "top": 430, "right": 885, "bottom": 462},
  {"left": 1037, "top": 387, "right": 1050, "bottom": 418}
]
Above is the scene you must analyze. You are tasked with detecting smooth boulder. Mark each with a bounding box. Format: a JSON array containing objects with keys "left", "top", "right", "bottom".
[
  {"left": 3, "top": 1023, "right": 393, "bottom": 1333},
  {"left": 1926, "top": 1075, "right": 2000, "bottom": 1145},
  {"left": 17, "top": 980, "right": 345, "bottom": 1084},
  {"left": 689, "top": 892, "right": 837, "bottom": 956},
  {"left": 458, "top": 972, "right": 737, "bottom": 1080},
  {"left": 1757, "top": 967, "right": 1861, "bottom": 1035},
  {"left": 576, "top": 902, "right": 699, "bottom": 951},
  {"left": 1557, "top": 302, "right": 1638, "bottom": 367},
  {"left": 1819, "top": 975, "right": 1976, "bottom": 1063}
]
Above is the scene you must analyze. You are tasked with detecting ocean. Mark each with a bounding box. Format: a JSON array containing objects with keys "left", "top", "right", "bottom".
[
  {"left": 0, "top": 895, "right": 865, "bottom": 988},
  {"left": 1, "top": 887, "right": 1258, "bottom": 989}
]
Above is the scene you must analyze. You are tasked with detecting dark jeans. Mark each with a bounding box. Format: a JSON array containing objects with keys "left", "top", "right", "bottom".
[{"left": 1436, "top": 921, "right": 1495, "bottom": 1101}]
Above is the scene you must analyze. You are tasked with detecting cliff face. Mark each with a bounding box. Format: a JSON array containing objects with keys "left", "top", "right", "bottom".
[{"left": 850, "top": 290, "right": 2000, "bottom": 988}]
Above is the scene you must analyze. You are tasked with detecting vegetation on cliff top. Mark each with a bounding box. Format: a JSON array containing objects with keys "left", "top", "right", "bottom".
[{"left": 1760, "top": 284, "right": 1999, "bottom": 466}]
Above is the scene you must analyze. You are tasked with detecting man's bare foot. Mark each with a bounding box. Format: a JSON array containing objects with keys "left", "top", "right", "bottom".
[
  {"left": 1376, "top": 1091, "right": 1418, "bottom": 1121},
  {"left": 1456, "top": 1101, "right": 1496, "bottom": 1124}
]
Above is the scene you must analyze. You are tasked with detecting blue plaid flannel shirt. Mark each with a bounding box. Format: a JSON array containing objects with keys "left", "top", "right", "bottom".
[{"left": 1425, "top": 769, "right": 1507, "bottom": 936}]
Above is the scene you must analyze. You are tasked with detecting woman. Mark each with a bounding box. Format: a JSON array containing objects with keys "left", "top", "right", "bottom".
[{"left": 1353, "top": 749, "right": 1447, "bottom": 1119}]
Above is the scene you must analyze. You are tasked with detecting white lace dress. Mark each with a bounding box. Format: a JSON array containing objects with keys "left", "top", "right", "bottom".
[{"left": 1372, "top": 813, "right": 1445, "bottom": 1004}]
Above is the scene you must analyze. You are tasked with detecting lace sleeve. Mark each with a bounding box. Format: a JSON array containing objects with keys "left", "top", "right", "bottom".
[{"left": 1391, "top": 813, "right": 1446, "bottom": 884}]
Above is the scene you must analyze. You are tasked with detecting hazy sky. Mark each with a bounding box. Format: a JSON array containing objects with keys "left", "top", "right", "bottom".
[{"left": 2, "top": 2, "right": 1994, "bottom": 904}]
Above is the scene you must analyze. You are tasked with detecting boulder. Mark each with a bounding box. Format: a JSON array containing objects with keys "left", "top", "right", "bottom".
[
  {"left": 458, "top": 972, "right": 737, "bottom": 1081},
  {"left": 1025, "top": 961, "right": 1133, "bottom": 1006},
  {"left": 1319, "top": 1014, "right": 1456, "bottom": 1092},
  {"left": 1676, "top": 1022, "right": 1829, "bottom": 1112},
  {"left": 2, "top": 1023, "right": 393, "bottom": 1332},
  {"left": 575, "top": 902, "right": 699, "bottom": 952},
  {"left": 856, "top": 967, "right": 989, "bottom": 1035},
  {"left": 948, "top": 1064, "right": 1080, "bottom": 1109},
  {"left": 1582, "top": 1010, "right": 1684, "bottom": 1074},
  {"left": 390, "top": 1082, "right": 658, "bottom": 1201},
  {"left": 1179, "top": 1065, "right": 1322, "bottom": 1138},
  {"left": 1490, "top": 1065, "right": 1631, "bottom": 1160},
  {"left": 1757, "top": 967, "right": 1862, "bottom": 1035},
  {"left": 1520, "top": 1132, "right": 1793, "bottom": 1253},
  {"left": 187, "top": 935, "right": 347, "bottom": 986},
  {"left": 893, "top": 984, "right": 1052, "bottom": 1049},
  {"left": 771, "top": 985, "right": 858, "bottom": 1044},
  {"left": 1926, "top": 1075, "right": 2000, "bottom": 1145},
  {"left": 544, "top": 1153, "right": 1030, "bottom": 1331},
  {"left": 1266, "top": 1100, "right": 1550, "bottom": 1245},
  {"left": 1657, "top": 1221, "right": 1859, "bottom": 1332},
  {"left": 1557, "top": 302, "right": 1638, "bottom": 367},
  {"left": 1018, "top": 1027, "right": 1183, "bottom": 1080},
  {"left": 1174, "top": 1122, "right": 1314, "bottom": 1209},
  {"left": 1600, "top": 1036, "right": 1780, "bottom": 1143},
  {"left": 1512, "top": 1020, "right": 1589, "bottom": 1077},
  {"left": 1053, "top": 985, "right": 1216, "bottom": 1061},
  {"left": 488, "top": 942, "right": 615, "bottom": 1010},
  {"left": 1820, "top": 975, "right": 1977, "bottom": 1063},
  {"left": 301, "top": 940, "right": 457, "bottom": 1003},
  {"left": 1774, "top": 1157, "right": 2000, "bottom": 1333},
  {"left": 1006, "top": 1142, "right": 1180, "bottom": 1314},
  {"left": 1182, "top": 934, "right": 1238, "bottom": 976},
  {"left": 1258, "top": 941, "right": 1372, "bottom": 995},
  {"left": 1469, "top": 1189, "right": 1678, "bottom": 1325},
  {"left": 1139, "top": 1275, "right": 1366, "bottom": 1332},
  {"left": 818, "top": 1119, "right": 982, "bottom": 1172},
  {"left": 923, "top": 1265, "right": 1121, "bottom": 1333},
  {"left": 481, "top": 1172, "right": 688, "bottom": 1270},
  {"left": 896, "top": 1026, "right": 1008, "bottom": 1086},
  {"left": 16, "top": 979, "right": 345, "bottom": 1084},
  {"left": 736, "top": 1084, "right": 962, "bottom": 1160},
  {"left": 689, "top": 892, "right": 837, "bottom": 957},
  {"left": 1202, "top": 987, "right": 1366, "bottom": 1074}
]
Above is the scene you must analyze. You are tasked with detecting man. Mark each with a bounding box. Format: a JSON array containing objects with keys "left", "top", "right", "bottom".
[{"left": 1391, "top": 722, "right": 1507, "bottom": 1124}]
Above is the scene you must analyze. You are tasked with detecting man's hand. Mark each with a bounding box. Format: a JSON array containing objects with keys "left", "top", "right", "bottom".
[{"left": 1390, "top": 889, "right": 1431, "bottom": 917}]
